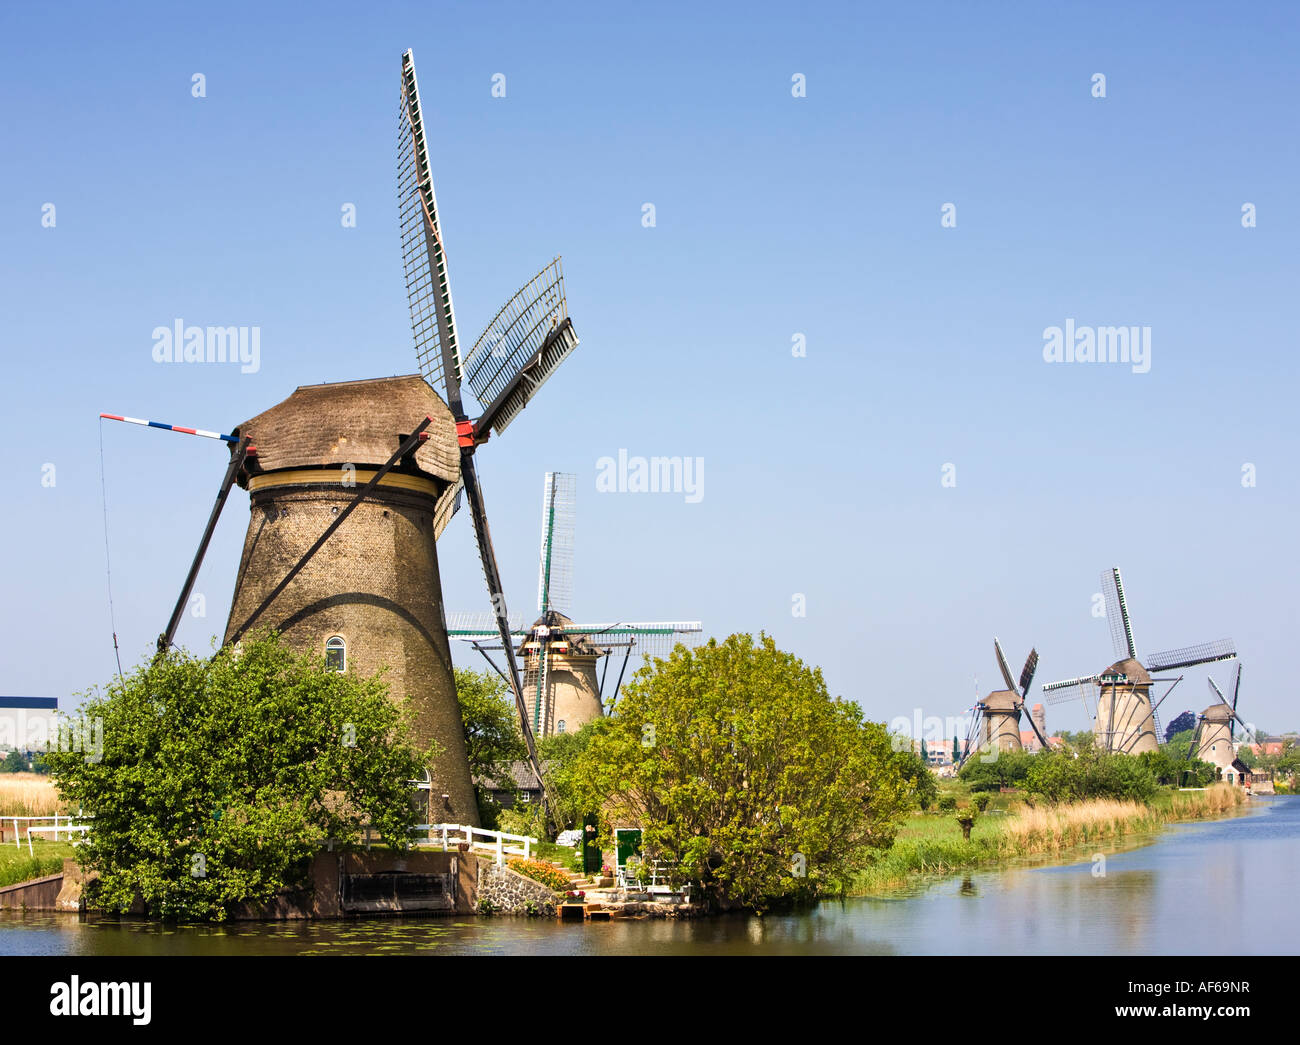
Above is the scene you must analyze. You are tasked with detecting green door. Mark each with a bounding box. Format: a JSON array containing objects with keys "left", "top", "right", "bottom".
[
  {"left": 615, "top": 828, "right": 642, "bottom": 868},
  {"left": 582, "top": 812, "right": 602, "bottom": 874}
]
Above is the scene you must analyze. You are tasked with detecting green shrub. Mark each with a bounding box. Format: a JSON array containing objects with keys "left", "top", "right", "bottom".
[
  {"left": 959, "top": 749, "right": 1034, "bottom": 792},
  {"left": 1025, "top": 748, "right": 1158, "bottom": 803},
  {"left": 973, "top": 793, "right": 991, "bottom": 812},
  {"left": 937, "top": 796, "right": 957, "bottom": 813}
]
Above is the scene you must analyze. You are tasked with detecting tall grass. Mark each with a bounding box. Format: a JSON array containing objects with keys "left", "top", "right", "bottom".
[
  {"left": 0, "top": 774, "right": 65, "bottom": 816},
  {"left": 852, "top": 784, "right": 1245, "bottom": 895}
]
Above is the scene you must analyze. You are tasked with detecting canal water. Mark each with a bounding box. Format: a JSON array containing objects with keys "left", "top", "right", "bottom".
[{"left": 2, "top": 796, "right": 1295, "bottom": 955}]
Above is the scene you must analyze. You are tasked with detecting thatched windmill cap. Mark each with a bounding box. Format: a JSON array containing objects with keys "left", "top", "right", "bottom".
[
  {"left": 230, "top": 375, "right": 460, "bottom": 485},
  {"left": 1103, "top": 658, "right": 1153, "bottom": 686},
  {"left": 982, "top": 690, "right": 1021, "bottom": 712}
]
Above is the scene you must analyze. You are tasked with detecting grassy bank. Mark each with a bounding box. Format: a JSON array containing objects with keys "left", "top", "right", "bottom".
[
  {"left": 852, "top": 784, "right": 1246, "bottom": 895},
  {"left": 0, "top": 840, "right": 74, "bottom": 888}
]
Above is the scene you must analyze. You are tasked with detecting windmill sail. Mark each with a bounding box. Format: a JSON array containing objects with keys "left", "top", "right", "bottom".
[
  {"left": 399, "top": 49, "right": 463, "bottom": 400},
  {"left": 1019, "top": 648, "right": 1039, "bottom": 697},
  {"left": 994, "top": 637, "right": 1017, "bottom": 692},
  {"left": 537, "top": 472, "right": 576, "bottom": 616},
  {"left": 1146, "top": 638, "right": 1236, "bottom": 673},
  {"left": 467, "top": 259, "right": 579, "bottom": 435},
  {"left": 1101, "top": 568, "right": 1138, "bottom": 661},
  {"left": 564, "top": 622, "right": 703, "bottom": 659}
]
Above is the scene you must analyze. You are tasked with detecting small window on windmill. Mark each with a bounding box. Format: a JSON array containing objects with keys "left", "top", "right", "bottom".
[
  {"left": 557, "top": 720, "right": 566, "bottom": 734},
  {"left": 325, "top": 636, "right": 346, "bottom": 672}
]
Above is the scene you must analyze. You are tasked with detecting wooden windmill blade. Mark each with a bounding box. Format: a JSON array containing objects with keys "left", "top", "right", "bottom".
[
  {"left": 993, "top": 637, "right": 1018, "bottom": 693},
  {"left": 1146, "top": 638, "right": 1237, "bottom": 673},
  {"left": 465, "top": 260, "right": 579, "bottom": 438},
  {"left": 399, "top": 49, "right": 464, "bottom": 405},
  {"left": 537, "top": 472, "right": 576, "bottom": 617},
  {"left": 564, "top": 622, "right": 704, "bottom": 659},
  {"left": 1208, "top": 668, "right": 1254, "bottom": 742},
  {"left": 1017, "top": 648, "right": 1051, "bottom": 751},
  {"left": 1101, "top": 567, "right": 1138, "bottom": 662},
  {"left": 1041, "top": 673, "right": 1101, "bottom": 729}
]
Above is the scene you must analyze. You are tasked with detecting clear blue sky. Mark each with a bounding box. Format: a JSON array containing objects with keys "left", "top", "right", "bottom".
[{"left": 2, "top": 1, "right": 1297, "bottom": 738}]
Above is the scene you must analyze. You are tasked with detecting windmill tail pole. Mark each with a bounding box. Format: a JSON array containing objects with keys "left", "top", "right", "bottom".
[
  {"left": 100, "top": 413, "right": 239, "bottom": 444},
  {"left": 156, "top": 437, "right": 253, "bottom": 656},
  {"left": 227, "top": 416, "right": 434, "bottom": 646}
]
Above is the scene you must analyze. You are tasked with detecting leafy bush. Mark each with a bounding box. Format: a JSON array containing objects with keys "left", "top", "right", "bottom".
[
  {"left": 506, "top": 856, "right": 569, "bottom": 892},
  {"left": 973, "top": 793, "right": 991, "bottom": 812},
  {"left": 497, "top": 802, "right": 546, "bottom": 840},
  {"left": 894, "top": 750, "right": 938, "bottom": 811},
  {"left": 1025, "top": 748, "right": 1158, "bottom": 803},
  {"left": 1139, "top": 748, "right": 1215, "bottom": 788},
  {"left": 45, "top": 632, "right": 435, "bottom": 921},
  {"left": 937, "top": 796, "right": 957, "bottom": 813},
  {"left": 958, "top": 749, "right": 1034, "bottom": 792}
]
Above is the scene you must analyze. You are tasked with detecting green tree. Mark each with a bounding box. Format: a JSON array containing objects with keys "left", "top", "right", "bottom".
[
  {"left": 455, "top": 667, "right": 527, "bottom": 828},
  {"left": 953, "top": 734, "right": 961, "bottom": 765},
  {"left": 1, "top": 750, "right": 27, "bottom": 773},
  {"left": 958, "top": 748, "right": 1034, "bottom": 792},
  {"left": 1164, "top": 710, "right": 1196, "bottom": 742},
  {"left": 1025, "top": 748, "right": 1159, "bottom": 802},
  {"left": 46, "top": 632, "right": 434, "bottom": 921},
  {"left": 571, "top": 634, "right": 916, "bottom": 910},
  {"left": 894, "top": 748, "right": 937, "bottom": 810}
]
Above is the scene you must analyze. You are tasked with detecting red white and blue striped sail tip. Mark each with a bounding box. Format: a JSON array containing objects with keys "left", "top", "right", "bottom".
[{"left": 100, "top": 413, "right": 238, "bottom": 444}]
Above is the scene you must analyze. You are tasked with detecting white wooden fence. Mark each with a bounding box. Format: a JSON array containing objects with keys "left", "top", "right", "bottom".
[
  {"left": 9, "top": 815, "right": 536, "bottom": 867},
  {"left": 416, "top": 823, "right": 537, "bottom": 865},
  {"left": 7, "top": 815, "right": 91, "bottom": 855}
]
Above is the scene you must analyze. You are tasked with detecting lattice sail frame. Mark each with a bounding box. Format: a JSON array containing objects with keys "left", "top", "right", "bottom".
[
  {"left": 537, "top": 472, "right": 576, "bottom": 616},
  {"left": 465, "top": 259, "right": 578, "bottom": 435},
  {"left": 398, "top": 49, "right": 462, "bottom": 396},
  {"left": 994, "top": 637, "right": 1017, "bottom": 693},
  {"left": 1146, "top": 638, "right": 1237, "bottom": 673},
  {"left": 1102, "top": 568, "right": 1138, "bottom": 661},
  {"left": 1042, "top": 674, "right": 1101, "bottom": 721}
]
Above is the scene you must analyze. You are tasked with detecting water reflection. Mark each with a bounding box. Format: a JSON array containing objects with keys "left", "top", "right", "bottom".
[{"left": 2, "top": 797, "right": 1295, "bottom": 955}]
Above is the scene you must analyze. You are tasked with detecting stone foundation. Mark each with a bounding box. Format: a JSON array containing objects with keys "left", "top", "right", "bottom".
[{"left": 475, "top": 861, "right": 557, "bottom": 915}]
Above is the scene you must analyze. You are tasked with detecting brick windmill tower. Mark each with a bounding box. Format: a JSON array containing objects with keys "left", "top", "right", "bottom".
[{"left": 221, "top": 376, "right": 478, "bottom": 824}]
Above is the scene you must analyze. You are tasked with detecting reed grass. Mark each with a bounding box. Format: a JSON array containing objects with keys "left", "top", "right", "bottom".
[
  {"left": 0, "top": 774, "right": 66, "bottom": 817},
  {"left": 852, "top": 784, "right": 1245, "bottom": 895}
]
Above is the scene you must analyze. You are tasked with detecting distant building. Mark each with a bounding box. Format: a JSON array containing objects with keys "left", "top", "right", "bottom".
[
  {"left": 476, "top": 761, "right": 546, "bottom": 809},
  {"left": 0, "top": 697, "right": 59, "bottom": 754}
]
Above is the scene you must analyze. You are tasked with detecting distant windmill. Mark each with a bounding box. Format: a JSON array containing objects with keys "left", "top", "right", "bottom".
[
  {"left": 450, "top": 471, "right": 703, "bottom": 737},
  {"left": 1185, "top": 662, "right": 1255, "bottom": 784},
  {"left": 1042, "top": 567, "right": 1236, "bottom": 754},
  {"left": 959, "top": 638, "right": 1047, "bottom": 767}
]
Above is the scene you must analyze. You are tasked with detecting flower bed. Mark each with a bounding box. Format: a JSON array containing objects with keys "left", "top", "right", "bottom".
[{"left": 506, "top": 857, "right": 570, "bottom": 892}]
